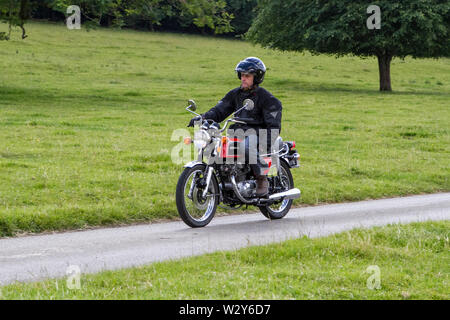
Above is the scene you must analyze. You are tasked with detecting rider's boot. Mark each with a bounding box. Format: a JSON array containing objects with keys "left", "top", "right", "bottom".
[{"left": 255, "top": 174, "right": 269, "bottom": 197}]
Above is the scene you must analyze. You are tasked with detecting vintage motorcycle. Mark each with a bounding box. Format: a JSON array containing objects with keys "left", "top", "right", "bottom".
[{"left": 176, "top": 99, "right": 301, "bottom": 228}]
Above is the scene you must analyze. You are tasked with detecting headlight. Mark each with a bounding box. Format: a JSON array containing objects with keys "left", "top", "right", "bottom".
[{"left": 193, "top": 129, "right": 211, "bottom": 150}]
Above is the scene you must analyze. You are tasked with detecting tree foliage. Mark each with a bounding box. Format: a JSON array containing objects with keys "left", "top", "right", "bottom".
[
  {"left": 1, "top": 0, "right": 259, "bottom": 38},
  {"left": 50, "top": 0, "right": 120, "bottom": 28},
  {"left": 178, "top": 0, "right": 234, "bottom": 34},
  {"left": 225, "top": 0, "right": 257, "bottom": 36},
  {"left": 123, "top": 0, "right": 175, "bottom": 31}
]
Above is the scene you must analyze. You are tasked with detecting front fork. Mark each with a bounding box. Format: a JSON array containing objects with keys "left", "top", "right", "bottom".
[
  {"left": 202, "top": 166, "right": 214, "bottom": 199},
  {"left": 187, "top": 172, "right": 198, "bottom": 200},
  {"left": 187, "top": 138, "right": 219, "bottom": 200},
  {"left": 199, "top": 139, "right": 220, "bottom": 199},
  {"left": 186, "top": 165, "right": 214, "bottom": 200}
]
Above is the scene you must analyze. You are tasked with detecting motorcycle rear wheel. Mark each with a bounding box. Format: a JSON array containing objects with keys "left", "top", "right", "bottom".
[
  {"left": 259, "top": 160, "right": 294, "bottom": 220},
  {"left": 176, "top": 164, "right": 219, "bottom": 228}
]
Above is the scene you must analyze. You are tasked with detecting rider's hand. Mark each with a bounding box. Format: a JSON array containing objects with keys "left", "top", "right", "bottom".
[{"left": 187, "top": 115, "right": 203, "bottom": 127}]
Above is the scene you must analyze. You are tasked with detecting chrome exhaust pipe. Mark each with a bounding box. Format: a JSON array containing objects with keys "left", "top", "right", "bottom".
[
  {"left": 231, "top": 175, "right": 301, "bottom": 204},
  {"left": 268, "top": 188, "right": 301, "bottom": 201},
  {"left": 230, "top": 175, "right": 255, "bottom": 204}
]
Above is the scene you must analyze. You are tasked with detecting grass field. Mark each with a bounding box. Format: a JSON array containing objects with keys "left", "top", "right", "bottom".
[
  {"left": 1, "top": 221, "right": 448, "bottom": 299},
  {"left": 0, "top": 22, "right": 449, "bottom": 237}
]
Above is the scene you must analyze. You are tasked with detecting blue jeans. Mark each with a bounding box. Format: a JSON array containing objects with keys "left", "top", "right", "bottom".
[{"left": 240, "top": 135, "right": 269, "bottom": 177}]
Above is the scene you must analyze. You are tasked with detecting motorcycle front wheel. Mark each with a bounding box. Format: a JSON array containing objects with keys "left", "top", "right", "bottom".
[{"left": 176, "top": 164, "right": 219, "bottom": 228}]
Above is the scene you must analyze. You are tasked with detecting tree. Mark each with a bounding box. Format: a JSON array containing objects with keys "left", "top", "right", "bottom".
[
  {"left": 0, "top": 0, "right": 32, "bottom": 40},
  {"left": 50, "top": 0, "right": 234, "bottom": 34},
  {"left": 50, "top": 0, "right": 118, "bottom": 29},
  {"left": 225, "top": 0, "right": 257, "bottom": 36},
  {"left": 247, "top": 0, "right": 450, "bottom": 91},
  {"left": 124, "top": 0, "right": 176, "bottom": 31},
  {"left": 178, "top": 0, "right": 234, "bottom": 35}
]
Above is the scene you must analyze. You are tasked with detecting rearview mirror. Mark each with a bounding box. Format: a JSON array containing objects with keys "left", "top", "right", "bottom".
[
  {"left": 233, "top": 99, "right": 255, "bottom": 117},
  {"left": 187, "top": 99, "right": 197, "bottom": 111},
  {"left": 243, "top": 99, "right": 254, "bottom": 111}
]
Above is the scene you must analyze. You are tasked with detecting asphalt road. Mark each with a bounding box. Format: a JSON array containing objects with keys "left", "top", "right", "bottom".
[{"left": 0, "top": 192, "right": 449, "bottom": 286}]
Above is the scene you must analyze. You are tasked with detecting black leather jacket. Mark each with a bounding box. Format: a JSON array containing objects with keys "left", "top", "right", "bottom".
[{"left": 202, "top": 86, "right": 282, "bottom": 148}]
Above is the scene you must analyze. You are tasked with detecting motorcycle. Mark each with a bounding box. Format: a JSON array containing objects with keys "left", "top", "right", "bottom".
[{"left": 176, "top": 99, "right": 301, "bottom": 228}]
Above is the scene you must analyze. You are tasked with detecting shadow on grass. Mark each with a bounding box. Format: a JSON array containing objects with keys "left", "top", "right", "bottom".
[
  {"left": 271, "top": 79, "right": 449, "bottom": 96},
  {"left": 0, "top": 85, "right": 147, "bottom": 107},
  {"left": 1, "top": 81, "right": 448, "bottom": 109}
]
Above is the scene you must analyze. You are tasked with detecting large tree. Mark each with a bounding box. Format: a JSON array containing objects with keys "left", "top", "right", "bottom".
[{"left": 247, "top": 0, "right": 450, "bottom": 91}]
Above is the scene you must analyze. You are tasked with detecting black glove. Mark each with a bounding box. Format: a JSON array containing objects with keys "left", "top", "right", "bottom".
[{"left": 187, "top": 115, "right": 203, "bottom": 127}]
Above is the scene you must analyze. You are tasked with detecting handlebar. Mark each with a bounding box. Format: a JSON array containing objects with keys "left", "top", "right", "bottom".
[
  {"left": 187, "top": 100, "right": 259, "bottom": 133},
  {"left": 218, "top": 117, "right": 258, "bottom": 133},
  {"left": 197, "top": 118, "right": 262, "bottom": 134},
  {"left": 234, "top": 118, "right": 261, "bottom": 125}
]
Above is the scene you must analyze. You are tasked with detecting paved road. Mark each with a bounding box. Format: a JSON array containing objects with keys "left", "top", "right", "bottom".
[{"left": 0, "top": 193, "right": 449, "bottom": 285}]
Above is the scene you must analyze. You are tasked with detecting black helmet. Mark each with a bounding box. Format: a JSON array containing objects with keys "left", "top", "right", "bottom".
[{"left": 235, "top": 57, "right": 266, "bottom": 85}]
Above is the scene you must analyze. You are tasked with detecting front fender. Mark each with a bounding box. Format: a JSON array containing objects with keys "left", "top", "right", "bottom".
[{"left": 183, "top": 160, "right": 206, "bottom": 168}]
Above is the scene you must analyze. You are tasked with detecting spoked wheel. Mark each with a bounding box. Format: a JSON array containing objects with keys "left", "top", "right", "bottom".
[
  {"left": 259, "top": 160, "right": 294, "bottom": 220},
  {"left": 176, "top": 164, "right": 219, "bottom": 228}
]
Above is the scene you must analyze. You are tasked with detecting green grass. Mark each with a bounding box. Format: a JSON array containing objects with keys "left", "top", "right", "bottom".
[
  {"left": 1, "top": 221, "right": 448, "bottom": 299},
  {"left": 0, "top": 21, "right": 449, "bottom": 237}
]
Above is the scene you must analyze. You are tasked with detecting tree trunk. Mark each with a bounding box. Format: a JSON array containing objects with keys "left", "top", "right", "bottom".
[
  {"left": 19, "top": 0, "right": 29, "bottom": 38},
  {"left": 377, "top": 54, "right": 392, "bottom": 91}
]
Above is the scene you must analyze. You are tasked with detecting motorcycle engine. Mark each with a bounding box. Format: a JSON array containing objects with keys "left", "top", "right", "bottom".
[
  {"left": 237, "top": 180, "right": 256, "bottom": 198},
  {"left": 221, "top": 164, "right": 255, "bottom": 198}
]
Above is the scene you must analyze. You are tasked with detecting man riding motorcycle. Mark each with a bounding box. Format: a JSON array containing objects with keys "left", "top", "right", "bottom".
[{"left": 187, "top": 57, "right": 283, "bottom": 197}]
